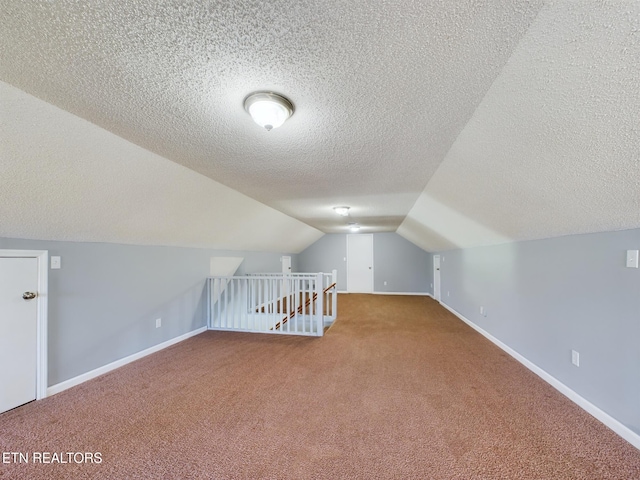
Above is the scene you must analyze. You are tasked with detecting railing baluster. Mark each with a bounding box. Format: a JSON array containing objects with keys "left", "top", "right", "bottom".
[
  {"left": 275, "top": 278, "right": 280, "bottom": 333},
  {"left": 227, "top": 278, "right": 230, "bottom": 328},
  {"left": 316, "top": 273, "right": 324, "bottom": 336},
  {"left": 249, "top": 278, "right": 254, "bottom": 331},
  {"left": 241, "top": 280, "right": 246, "bottom": 330},
  {"left": 305, "top": 278, "right": 309, "bottom": 332},
  {"left": 253, "top": 278, "right": 256, "bottom": 331},
  {"left": 230, "top": 278, "right": 234, "bottom": 329},
  {"left": 286, "top": 278, "right": 291, "bottom": 333},
  {"left": 270, "top": 278, "right": 275, "bottom": 332},
  {"left": 277, "top": 277, "right": 284, "bottom": 332},
  {"left": 259, "top": 277, "right": 263, "bottom": 330},
  {"left": 221, "top": 278, "right": 226, "bottom": 329},
  {"left": 234, "top": 278, "right": 239, "bottom": 329},
  {"left": 215, "top": 279, "right": 219, "bottom": 328},
  {"left": 261, "top": 278, "right": 265, "bottom": 331},
  {"left": 263, "top": 279, "right": 268, "bottom": 331},
  {"left": 218, "top": 279, "right": 222, "bottom": 328},
  {"left": 300, "top": 277, "right": 305, "bottom": 333},
  {"left": 208, "top": 278, "right": 213, "bottom": 328},
  {"left": 294, "top": 277, "right": 299, "bottom": 333},
  {"left": 238, "top": 279, "right": 242, "bottom": 329},
  {"left": 301, "top": 279, "right": 305, "bottom": 333}
]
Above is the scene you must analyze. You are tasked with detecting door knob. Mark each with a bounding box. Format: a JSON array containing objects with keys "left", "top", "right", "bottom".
[{"left": 22, "top": 292, "right": 37, "bottom": 300}]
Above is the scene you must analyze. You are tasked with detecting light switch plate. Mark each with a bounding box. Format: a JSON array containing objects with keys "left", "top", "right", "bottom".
[
  {"left": 51, "top": 256, "right": 61, "bottom": 269},
  {"left": 626, "top": 250, "right": 639, "bottom": 268}
]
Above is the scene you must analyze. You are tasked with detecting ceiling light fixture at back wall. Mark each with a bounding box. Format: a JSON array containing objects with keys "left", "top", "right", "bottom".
[{"left": 243, "top": 92, "right": 294, "bottom": 131}]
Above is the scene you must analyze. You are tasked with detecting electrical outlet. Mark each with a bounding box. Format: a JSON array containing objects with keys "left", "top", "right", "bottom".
[
  {"left": 155, "top": 318, "right": 161, "bottom": 328},
  {"left": 383, "top": 281, "right": 387, "bottom": 286},
  {"left": 447, "top": 291, "right": 450, "bottom": 297},
  {"left": 480, "top": 306, "right": 484, "bottom": 315},
  {"left": 430, "top": 283, "right": 433, "bottom": 288},
  {"left": 571, "top": 350, "right": 579, "bottom": 367}
]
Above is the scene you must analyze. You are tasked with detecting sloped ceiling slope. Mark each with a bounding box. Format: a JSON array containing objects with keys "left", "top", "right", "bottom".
[
  {"left": 0, "top": 82, "right": 323, "bottom": 253},
  {"left": 0, "top": 0, "right": 542, "bottom": 234},
  {"left": 399, "top": 0, "right": 640, "bottom": 252}
]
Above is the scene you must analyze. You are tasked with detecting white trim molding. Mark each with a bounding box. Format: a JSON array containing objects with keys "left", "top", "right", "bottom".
[
  {"left": 338, "top": 291, "right": 432, "bottom": 296},
  {"left": 440, "top": 301, "right": 640, "bottom": 451},
  {"left": 0, "top": 249, "right": 48, "bottom": 400},
  {"left": 47, "top": 326, "right": 207, "bottom": 397},
  {"left": 372, "top": 291, "right": 430, "bottom": 296}
]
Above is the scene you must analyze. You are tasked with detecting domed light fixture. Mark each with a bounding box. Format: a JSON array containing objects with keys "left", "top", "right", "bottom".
[
  {"left": 244, "top": 92, "right": 294, "bottom": 131},
  {"left": 333, "top": 206, "right": 350, "bottom": 217},
  {"left": 349, "top": 222, "right": 360, "bottom": 232}
]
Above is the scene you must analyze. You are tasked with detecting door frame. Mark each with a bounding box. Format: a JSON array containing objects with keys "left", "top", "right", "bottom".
[
  {"left": 281, "top": 255, "right": 292, "bottom": 296},
  {"left": 281, "top": 256, "right": 292, "bottom": 274},
  {"left": 433, "top": 254, "right": 441, "bottom": 302},
  {"left": 346, "top": 234, "right": 374, "bottom": 293},
  {"left": 1, "top": 250, "right": 48, "bottom": 400}
]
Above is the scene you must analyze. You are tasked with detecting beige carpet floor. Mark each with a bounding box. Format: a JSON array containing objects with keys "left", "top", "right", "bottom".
[{"left": 1, "top": 294, "right": 638, "bottom": 479}]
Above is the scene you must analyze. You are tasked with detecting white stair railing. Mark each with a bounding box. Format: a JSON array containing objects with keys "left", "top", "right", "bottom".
[
  {"left": 247, "top": 270, "right": 337, "bottom": 325},
  {"left": 207, "top": 273, "right": 326, "bottom": 336}
]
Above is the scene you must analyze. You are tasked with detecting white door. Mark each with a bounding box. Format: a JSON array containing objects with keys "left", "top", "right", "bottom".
[
  {"left": 0, "top": 257, "right": 39, "bottom": 413},
  {"left": 433, "top": 255, "right": 441, "bottom": 302},
  {"left": 347, "top": 234, "right": 373, "bottom": 293},
  {"left": 281, "top": 256, "right": 292, "bottom": 296},
  {"left": 281, "top": 256, "right": 292, "bottom": 274}
]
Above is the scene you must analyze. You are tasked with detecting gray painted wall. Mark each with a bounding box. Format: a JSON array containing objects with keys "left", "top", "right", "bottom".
[
  {"left": 437, "top": 228, "right": 640, "bottom": 436},
  {"left": 297, "top": 234, "right": 347, "bottom": 289},
  {"left": 373, "top": 233, "right": 431, "bottom": 293},
  {"left": 0, "top": 237, "right": 296, "bottom": 386},
  {"left": 298, "top": 233, "right": 431, "bottom": 293}
]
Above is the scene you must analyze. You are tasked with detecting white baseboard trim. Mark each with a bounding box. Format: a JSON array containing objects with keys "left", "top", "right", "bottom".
[
  {"left": 46, "top": 326, "right": 207, "bottom": 397},
  {"left": 372, "top": 291, "right": 430, "bottom": 296},
  {"left": 439, "top": 302, "right": 640, "bottom": 450},
  {"left": 339, "top": 291, "right": 433, "bottom": 297}
]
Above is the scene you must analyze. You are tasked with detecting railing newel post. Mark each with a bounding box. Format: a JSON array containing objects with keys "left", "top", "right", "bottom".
[{"left": 332, "top": 269, "right": 338, "bottom": 320}]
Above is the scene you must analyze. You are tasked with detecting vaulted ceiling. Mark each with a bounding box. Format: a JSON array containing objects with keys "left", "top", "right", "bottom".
[{"left": 1, "top": 1, "right": 638, "bottom": 253}]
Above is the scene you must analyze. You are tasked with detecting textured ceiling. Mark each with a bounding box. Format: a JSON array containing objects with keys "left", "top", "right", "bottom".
[
  {"left": 399, "top": 0, "right": 640, "bottom": 251},
  {"left": 0, "top": 82, "right": 323, "bottom": 253},
  {"left": 1, "top": 1, "right": 638, "bottom": 253},
  {"left": 0, "top": 0, "right": 542, "bottom": 236}
]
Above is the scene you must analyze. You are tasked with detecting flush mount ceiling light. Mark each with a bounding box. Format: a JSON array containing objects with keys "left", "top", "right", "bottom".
[
  {"left": 333, "top": 206, "right": 350, "bottom": 216},
  {"left": 243, "top": 92, "right": 294, "bottom": 131},
  {"left": 349, "top": 223, "right": 360, "bottom": 232}
]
